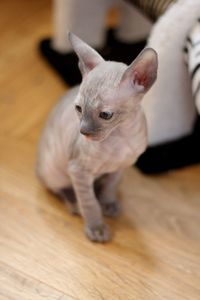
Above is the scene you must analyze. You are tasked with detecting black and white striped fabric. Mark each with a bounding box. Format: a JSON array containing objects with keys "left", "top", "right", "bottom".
[
  {"left": 126, "top": 0, "right": 176, "bottom": 21},
  {"left": 185, "top": 19, "right": 200, "bottom": 114}
]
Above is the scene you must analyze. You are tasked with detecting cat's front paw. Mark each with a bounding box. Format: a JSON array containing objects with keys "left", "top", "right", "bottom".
[
  {"left": 101, "top": 202, "right": 120, "bottom": 218},
  {"left": 85, "top": 223, "right": 111, "bottom": 243}
]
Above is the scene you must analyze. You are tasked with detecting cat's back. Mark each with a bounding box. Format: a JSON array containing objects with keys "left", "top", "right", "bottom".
[{"left": 37, "top": 86, "right": 79, "bottom": 190}]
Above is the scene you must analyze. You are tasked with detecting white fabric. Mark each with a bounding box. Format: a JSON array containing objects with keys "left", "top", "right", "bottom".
[
  {"left": 142, "top": 0, "right": 200, "bottom": 145},
  {"left": 116, "top": 1, "right": 152, "bottom": 42},
  {"left": 52, "top": 0, "right": 151, "bottom": 53},
  {"left": 52, "top": 0, "right": 114, "bottom": 53}
]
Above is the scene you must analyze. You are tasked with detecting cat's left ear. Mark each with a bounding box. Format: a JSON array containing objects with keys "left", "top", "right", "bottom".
[
  {"left": 68, "top": 32, "right": 104, "bottom": 77},
  {"left": 119, "top": 48, "right": 158, "bottom": 96}
]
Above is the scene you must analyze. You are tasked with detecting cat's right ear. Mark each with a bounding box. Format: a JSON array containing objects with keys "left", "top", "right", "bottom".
[
  {"left": 68, "top": 32, "right": 104, "bottom": 77},
  {"left": 118, "top": 48, "right": 158, "bottom": 98}
]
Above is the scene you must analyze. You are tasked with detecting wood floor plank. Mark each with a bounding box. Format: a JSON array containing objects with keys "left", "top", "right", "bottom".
[
  {"left": 1, "top": 184, "right": 200, "bottom": 300},
  {"left": 0, "top": 262, "right": 75, "bottom": 300},
  {"left": 0, "top": 0, "right": 65, "bottom": 141}
]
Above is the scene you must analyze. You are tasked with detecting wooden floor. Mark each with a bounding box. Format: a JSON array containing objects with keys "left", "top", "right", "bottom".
[{"left": 1, "top": 1, "right": 200, "bottom": 299}]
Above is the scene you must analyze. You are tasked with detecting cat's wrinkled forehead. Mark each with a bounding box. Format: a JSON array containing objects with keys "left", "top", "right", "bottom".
[{"left": 80, "top": 61, "right": 127, "bottom": 104}]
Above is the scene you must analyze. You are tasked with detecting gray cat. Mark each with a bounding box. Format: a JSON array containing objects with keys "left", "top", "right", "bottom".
[{"left": 37, "top": 33, "right": 158, "bottom": 242}]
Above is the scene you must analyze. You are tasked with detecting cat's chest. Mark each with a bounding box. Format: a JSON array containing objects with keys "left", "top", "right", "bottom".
[
  {"left": 105, "top": 136, "right": 144, "bottom": 164},
  {"left": 84, "top": 132, "right": 147, "bottom": 175}
]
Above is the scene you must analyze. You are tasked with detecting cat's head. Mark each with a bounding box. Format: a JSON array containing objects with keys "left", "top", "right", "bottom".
[{"left": 69, "top": 33, "right": 158, "bottom": 142}]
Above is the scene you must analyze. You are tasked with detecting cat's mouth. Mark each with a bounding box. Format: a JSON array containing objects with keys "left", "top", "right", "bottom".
[
  {"left": 81, "top": 132, "right": 105, "bottom": 142},
  {"left": 84, "top": 135, "right": 104, "bottom": 142}
]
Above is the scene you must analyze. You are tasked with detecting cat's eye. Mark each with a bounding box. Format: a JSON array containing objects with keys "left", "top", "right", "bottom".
[
  {"left": 99, "top": 111, "right": 113, "bottom": 120},
  {"left": 75, "top": 105, "right": 82, "bottom": 113}
]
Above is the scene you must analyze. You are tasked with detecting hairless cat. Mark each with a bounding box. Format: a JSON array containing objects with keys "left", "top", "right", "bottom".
[{"left": 37, "top": 33, "right": 158, "bottom": 242}]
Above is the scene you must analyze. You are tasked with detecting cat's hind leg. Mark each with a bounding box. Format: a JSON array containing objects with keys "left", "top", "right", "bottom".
[
  {"left": 94, "top": 171, "right": 123, "bottom": 218},
  {"left": 57, "top": 187, "right": 80, "bottom": 215}
]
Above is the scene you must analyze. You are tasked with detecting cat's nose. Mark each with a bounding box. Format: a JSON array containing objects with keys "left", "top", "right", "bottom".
[{"left": 80, "top": 128, "right": 93, "bottom": 137}]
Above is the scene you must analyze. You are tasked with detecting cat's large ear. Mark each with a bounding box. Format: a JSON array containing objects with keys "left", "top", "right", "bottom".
[
  {"left": 119, "top": 48, "right": 158, "bottom": 96},
  {"left": 68, "top": 32, "right": 104, "bottom": 77}
]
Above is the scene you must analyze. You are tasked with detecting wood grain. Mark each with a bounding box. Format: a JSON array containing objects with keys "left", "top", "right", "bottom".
[{"left": 0, "top": 1, "right": 200, "bottom": 299}]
